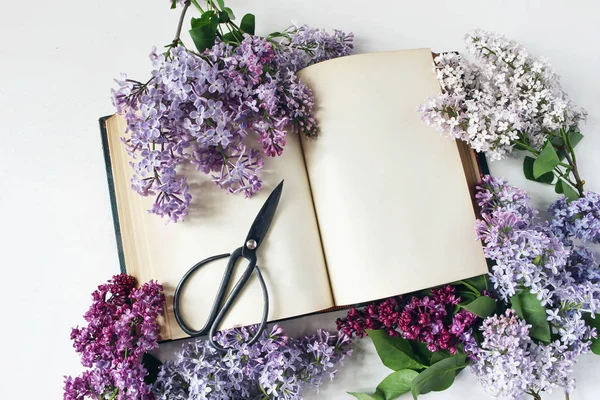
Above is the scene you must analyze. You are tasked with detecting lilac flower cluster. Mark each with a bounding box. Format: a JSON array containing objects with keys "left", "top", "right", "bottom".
[
  {"left": 471, "top": 309, "right": 594, "bottom": 398},
  {"left": 64, "top": 275, "right": 165, "bottom": 400},
  {"left": 152, "top": 324, "right": 352, "bottom": 399},
  {"left": 473, "top": 176, "right": 600, "bottom": 396},
  {"left": 549, "top": 191, "right": 600, "bottom": 244},
  {"left": 336, "top": 286, "right": 478, "bottom": 355},
  {"left": 112, "top": 28, "right": 353, "bottom": 222},
  {"left": 272, "top": 24, "right": 354, "bottom": 72},
  {"left": 475, "top": 175, "right": 600, "bottom": 313},
  {"left": 419, "top": 29, "right": 586, "bottom": 161},
  {"left": 399, "top": 287, "right": 478, "bottom": 355}
]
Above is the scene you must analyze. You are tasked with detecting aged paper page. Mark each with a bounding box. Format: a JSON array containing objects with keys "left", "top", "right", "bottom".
[
  {"left": 105, "top": 115, "right": 332, "bottom": 340},
  {"left": 298, "top": 49, "right": 488, "bottom": 306}
]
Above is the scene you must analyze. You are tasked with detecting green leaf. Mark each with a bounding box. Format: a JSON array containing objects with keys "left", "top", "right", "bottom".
[
  {"left": 523, "top": 156, "right": 554, "bottom": 184},
  {"left": 410, "top": 354, "right": 467, "bottom": 399},
  {"left": 349, "top": 393, "right": 384, "bottom": 400},
  {"left": 410, "top": 341, "right": 434, "bottom": 367},
  {"left": 566, "top": 131, "right": 584, "bottom": 148},
  {"left": 460, "top": 296, "right": 497, "bottom": 318},
  {"left": 349, "top": 369, "right": 419, "bottom": 400},
  {"left": 215, "top": 0, "right": 225, "bottom": 9},
  {"left": 429, "top": 352, "right": 467, "bottom": 378},
  {"left": 376, "top": 369, "right": 419, "bottom": 400},
  {"left": 582, "top": 313, "right": 600, "bottom": 329},
  {"left": 429, "top": 352, "right": 449, "bottom": 365},
  {"left": 456, "top": 290, "right": 477, "bottom": 305},
  {"left": 555, "top": 178, "right": 564, "bottom": 194},
  {"left": 582, "top": 313, "right": 600, "bottom": 355},
  {"left": 224, "top": 6, "right": 235, "bottom": 20},
  {"left": 189, "top": 14, "right": 219, "bottom": 53},
  {"left": 460, "top": 275, "right": 490, "bottom": 293},
  {"left": 240, "top": 13, "right": 255, "bottom": 34},
  {"left": 555, "top": 178, "right": 580, "bottom": 200},
  {"left": 191, "top": 10, "right": 215, "bottom": 28},
  {"left": 367, "top": 330, "right": 426, "bottom": 371},
  {"left": 170, "top": 0, "right": 177, "bottom": 9},
  {"left": 210, "top": 14, "right": 219, "bottom": 32},
  {"left": 222, "top": 31, "right": 243, "bottom": 43},
  {"left": 189, "top": 27, "right": 215, "bottom": 53},
  {"left": 218, "top": 11, "right": 230, "bottom": 22},
  {"left": 533, "top": 141, "right": 560, "bottom": 179},
  {"left": 510, "top": 290, "right": 551, "bottom": 342},
  {"left": 555, "top": 131, "right": 584, "bottom": 160}
]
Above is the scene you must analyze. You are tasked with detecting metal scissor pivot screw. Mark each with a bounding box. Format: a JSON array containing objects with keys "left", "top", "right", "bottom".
[{"left": 246, "top": 239, "right": 257, "bottom": 250}]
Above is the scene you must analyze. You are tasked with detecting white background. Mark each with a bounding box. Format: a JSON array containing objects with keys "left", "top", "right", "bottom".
[{"left": 2, "top": 0, "right": 600, "bottom": 399}]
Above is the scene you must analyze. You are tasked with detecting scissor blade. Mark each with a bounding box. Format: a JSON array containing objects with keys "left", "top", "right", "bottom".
[{"left": 245, "top": 180, "right": 284, "bottom": 249}]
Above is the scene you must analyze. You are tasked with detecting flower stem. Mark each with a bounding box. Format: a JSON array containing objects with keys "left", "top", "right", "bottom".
[
  {"left": 107, "top": 387, "right": 119, "bottom": 400},
  {"left": 513, "top": 140, "right": 540, "bottom": 156},
  {"left": 565, "top": 392, "right": 570, "bottom": 400},
  {"left": 172, "top": 0, "right": 192, "bottom": 46},
  {"left": 190, "top": 0, "right": 205, "bottom": 13},
  {"left": 560, "top": 129, "right": 585, "bottom": 196}
]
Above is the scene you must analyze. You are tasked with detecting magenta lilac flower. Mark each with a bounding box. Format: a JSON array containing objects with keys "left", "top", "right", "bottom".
[
  {"left": 152, "top": 324, "right": 352, "bottom": 399},
  {"left": 549, "top": 191, "right": 600, "bottom": 244},
  {"left": 64, "top": 275, "right": 165, "bottom": 400},
  {"left": 336, "top": 286, "right": 478, "bottom": 355},
  {"left": 112, "top": 27, "right": 353, "bottom": 222}
]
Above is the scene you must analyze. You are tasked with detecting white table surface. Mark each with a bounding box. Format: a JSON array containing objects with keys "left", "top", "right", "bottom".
[{"left": 2, "top": 0, "right": 600, "bottom": 398}]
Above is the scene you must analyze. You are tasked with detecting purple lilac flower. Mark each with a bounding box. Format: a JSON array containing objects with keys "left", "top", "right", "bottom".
[
  {"left": 475, "top": 175, "right": 600, "bottom": 314},
  {"left": 476, "top": 174, "right": 537, "bottom": 223},
  {"left": 152, "top": 324, "right": 352, "bottom": 399},
  {"left": 549, "top": 191, "right": 600, "bottom": 244},
  {"left": 473, "top": 176, "right": 600, "bottom": 396},
  {"left": 336, "top": 286, "right": 478, "bottom": 356},
  {"left": 64, "top": 275, "right": 165, "bottom": 400},
  {"left": 272, "top": 24, "right": 354, "bottom": 73},
  {"left": 476, "top": 175, "right": 569, "bottom": 304},
  {"left": 113, "top": 28, "right": 353, "bottom": 222},
  {"left": 471, "top": 309, "right": 594, "bottom": 398}
]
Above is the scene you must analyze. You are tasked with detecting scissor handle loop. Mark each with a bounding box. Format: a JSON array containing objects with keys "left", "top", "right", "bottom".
[
  {"left": 172, "top": 248, "right": 270, "bottom": 352},
  {"left": 209, "top": 262, "right": 269, "bottom": 351},
  {"left": 173, "top": 253, "right": 231, "bottom": 337}
]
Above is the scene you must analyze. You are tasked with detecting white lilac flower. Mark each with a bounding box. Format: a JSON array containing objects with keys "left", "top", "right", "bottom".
[{"left": 419, "top": 30, "right": 586, "bottom": 161}]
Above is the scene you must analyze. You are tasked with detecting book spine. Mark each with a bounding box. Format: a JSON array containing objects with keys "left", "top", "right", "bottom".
[{"left": 99, "top": 115, "right": 128, "bottom": 275}]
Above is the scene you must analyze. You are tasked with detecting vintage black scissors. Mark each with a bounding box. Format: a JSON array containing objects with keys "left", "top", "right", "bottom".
[{"left": 173, "top": 180, "right": 284, "bottom": 351}]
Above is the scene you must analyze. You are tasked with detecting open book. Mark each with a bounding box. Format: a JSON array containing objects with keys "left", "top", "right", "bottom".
[{"left": 101, "top": 48, "right": 489, "bottom": 342}]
